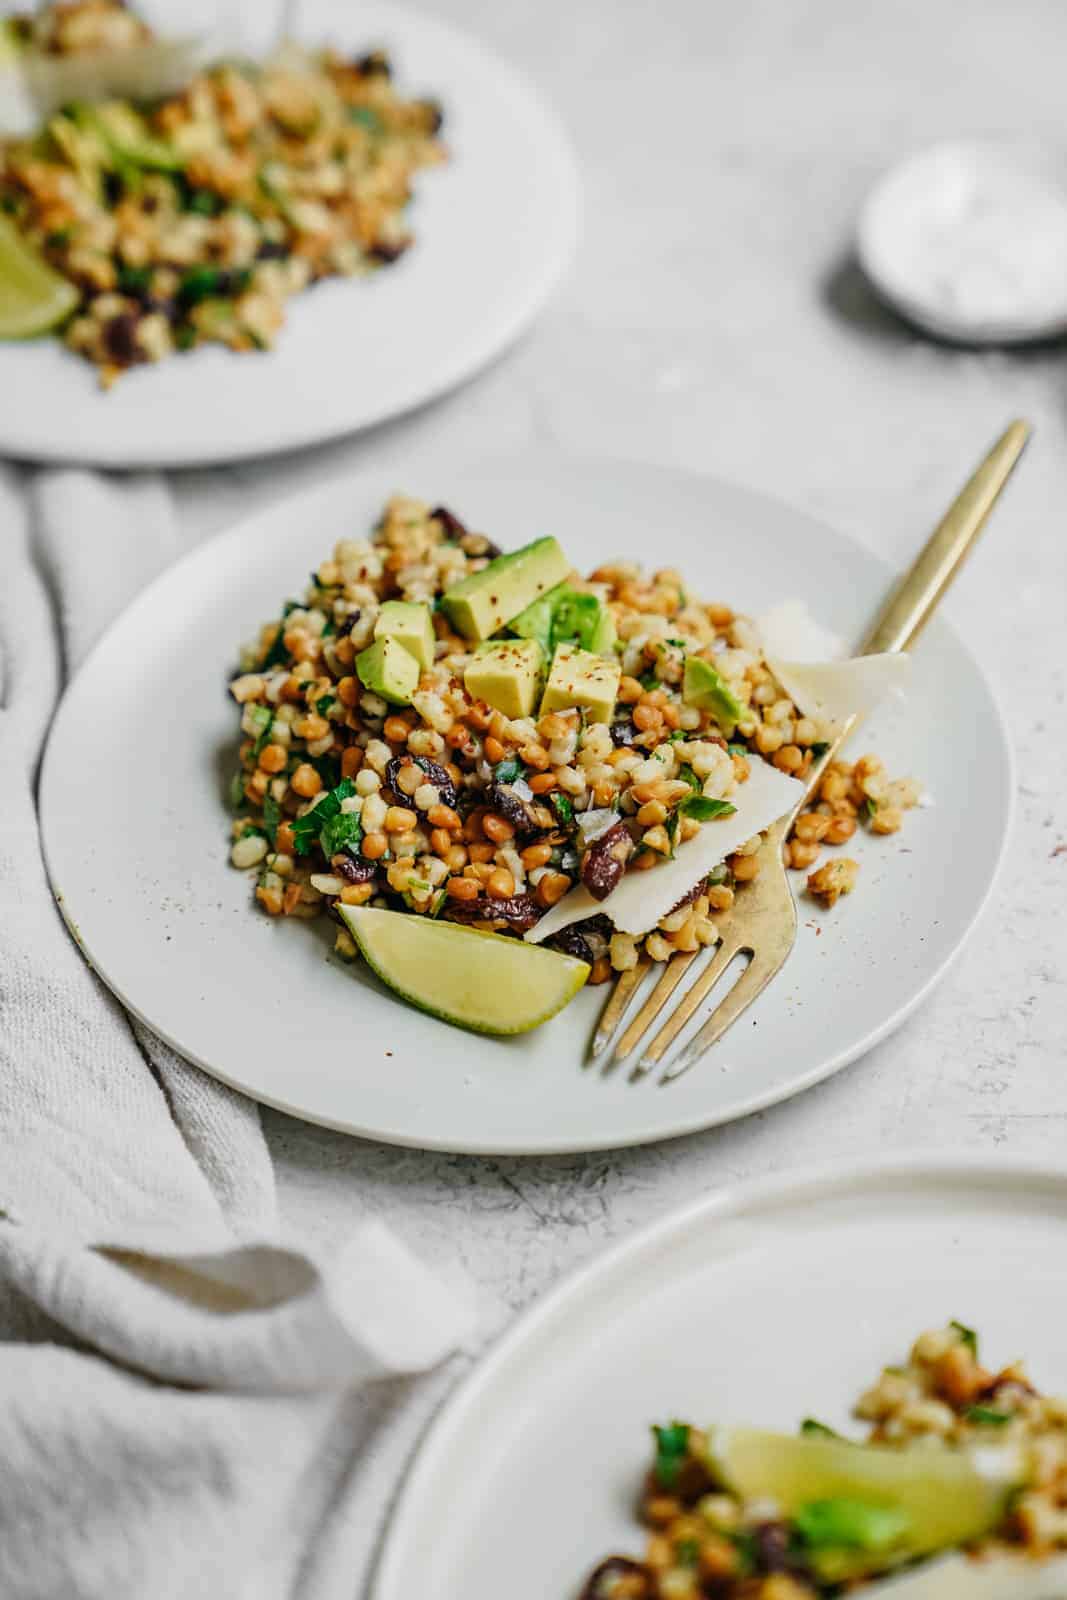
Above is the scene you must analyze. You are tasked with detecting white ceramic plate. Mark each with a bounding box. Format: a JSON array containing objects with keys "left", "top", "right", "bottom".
[
  {"left": 39, "top": 455, "right": 1013, "bottom": 1154},
  {"left": 372, "top": 1155, "right": 1067, "bottom": 1600},
  {"left": 0, "top": 1, "right": 578, "bottom": 466}
]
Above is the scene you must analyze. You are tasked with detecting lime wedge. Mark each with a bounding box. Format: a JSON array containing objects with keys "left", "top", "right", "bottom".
[
  {"left": 704, "top": 1426, "right": 1017, "bottom": 1578},
  {"left": 0, "top": 216, "right": 79, "bottom": 338},
  {"left": 337, "top": 905, "right": 590, "bottom": 1034}
]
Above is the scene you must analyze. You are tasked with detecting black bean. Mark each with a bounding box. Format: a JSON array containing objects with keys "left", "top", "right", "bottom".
[
  {"left": 429, "top": 505, "right": 469, "bottom": 541},
  {"left": 751, "top": 1521, "right": 797, "bottom": 1575},
  {"left": 577, "top": 1557, "right": 652, "bottom": 1600},
  {"left": 333, "top": 852, "right": 377, "bottom": 885},
  {"left": 580, "top": 820, "right": 634, "bottom": 901},
  {"left": 256, "top": 239, "right": 289, "bottom": 262},
  {"left": 430, "top": 505, "right": 500, "bottom": 558},
  {"left": 610, "top": 719, "right": 637, "bottom": 747}
]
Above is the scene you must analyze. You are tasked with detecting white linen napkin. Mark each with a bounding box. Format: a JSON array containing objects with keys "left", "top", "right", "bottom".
[{"left": 0, "top": 465, "right": 477, "bottom": 1598}]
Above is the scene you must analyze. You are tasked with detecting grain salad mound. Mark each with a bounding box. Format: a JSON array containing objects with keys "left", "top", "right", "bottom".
[
  {"left": 0, "top": 0, "right": 445, "bottom": 384},
  {"left": 581, "top": 1322, "right": 1067, "bottom": 1599},
  {"left": 226, "top": 497, "right": 918, "bottom": 983}
]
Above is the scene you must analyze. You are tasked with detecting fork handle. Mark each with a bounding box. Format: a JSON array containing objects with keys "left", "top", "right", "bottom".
[
  {"left": 782, "top": 418, "right": 1031, "bottom": 824},
  {"left": 858, "top": 418, "right": 1030, "bottom": 656}
]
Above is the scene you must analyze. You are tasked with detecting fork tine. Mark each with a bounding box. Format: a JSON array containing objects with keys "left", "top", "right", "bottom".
[
  {"left": 630, "top": 939, "right": 743, "bottom": 1078},
  {"left": 657, "top": 954, "right": 777, "bottom": 1084},
  {"left": 590, "top": 958, "right": 650, "bottom": 1059},
  {"left": 609, "top": 951, "right": 699, "bottom": 1063}
]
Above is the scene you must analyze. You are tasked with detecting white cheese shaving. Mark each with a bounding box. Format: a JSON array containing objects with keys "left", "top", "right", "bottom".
[
  {"left": 526, "top": 759, "right": 805, "bottom": 944},
  {"left": 755, "top": 600, "right": 910, "bottom": 723}
]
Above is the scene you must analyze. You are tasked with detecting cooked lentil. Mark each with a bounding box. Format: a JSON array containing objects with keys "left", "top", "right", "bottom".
[
  {"left": 227, "top": 497, "right": 918, "bottom": 970},
  {"left": 581, "top": 1322, "right": 1067, "bottom": 1599},
  {"left": 0, "top": 0, "right": 445, "bottom": 384}
]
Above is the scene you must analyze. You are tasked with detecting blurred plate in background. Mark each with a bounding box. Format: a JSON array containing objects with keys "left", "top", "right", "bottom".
[{"left": 0, "top": 0, "right": 579, "bottom": 466}]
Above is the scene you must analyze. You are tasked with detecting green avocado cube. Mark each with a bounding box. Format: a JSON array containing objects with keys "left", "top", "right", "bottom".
[
  {"left": 464, "top": 638, "right": 544, "bottom": 718},
  {"left": 374, "top": 600, "right": 435, "bottom": 671},
  {"left": 683, "top": 656, "right": 744, "bottom": 733},
  {"left": 355, "top": 635, "right": 419, "bottom": 706},
  {"left": 441, "top": 537, "right": 570, "bottom": 641},
  {"left": 541, "top": 644, "right": 621, "bottom": 724}
]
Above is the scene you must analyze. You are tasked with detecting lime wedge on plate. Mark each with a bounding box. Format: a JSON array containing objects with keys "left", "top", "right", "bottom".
[
  {"left": 704, "top": 1426, "right": 1017, "bottom": 1579},
  {"left": 337, "top": 905, "right": 590, "bottom": 1035},
  {"left": 0, "top": 216, "right": 79, "bottom": 338}
]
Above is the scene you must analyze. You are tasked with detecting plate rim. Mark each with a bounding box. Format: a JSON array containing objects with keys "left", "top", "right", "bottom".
[
  {"left": 38, "top": 448, "right": 1016, "bottom": 1154},
  {"left": 370, "top": 1149, "right": 1067, "bottom": 1599},
  {"left": 0, "top": 0, "right": 581, "bottom": 468}
]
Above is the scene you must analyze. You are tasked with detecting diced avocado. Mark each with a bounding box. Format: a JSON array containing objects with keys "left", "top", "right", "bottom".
[
  {"left": 683, "top": 656, "right": 744, "bottom": 733},
  {"left": 511, "top": 582, "right": 617, "bottom": 659},
  {"left": 355, "top": 636, "right": 419, "bottom": 706},
  {"left": 541, "top": 644, "right": 621, "bottom": 724},
  {"left": 441, "top": 537, "right": 570, "bottom": 642},
  {"left": 82, "top": 101, "right": 184, "bottom": 171},
  {"left": 509, "top": 582, "right": 561, "bottom": 656},
  {"left": 374, "top": 600, "right": 435, "bottom": 671},
  {"left": 590, "top": 606, "right": 617, "bottom": 658},
  {"left": 464, "top": 638, "right": 544, "bottom": 719}
]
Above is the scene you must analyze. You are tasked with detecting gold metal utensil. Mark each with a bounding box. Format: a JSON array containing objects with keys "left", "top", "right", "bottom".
[{"left": 592, "top": 419, "right": 1031, "bottom": 1083}]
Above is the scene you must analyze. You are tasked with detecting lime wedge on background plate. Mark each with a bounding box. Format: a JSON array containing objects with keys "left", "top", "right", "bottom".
[
  {"left": 337, "top": 905, "right": 590, "bottom": 1035},
  {"left": 704, "top": 1425, "right": 1017, "bottom": 1575},
  {"left": 0, "top": 216, "right": 79, "bottom": 338}
]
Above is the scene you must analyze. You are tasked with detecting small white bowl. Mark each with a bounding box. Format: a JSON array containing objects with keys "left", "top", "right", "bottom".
[{"left": 858, "top": 138, "right": 1067, "bottom": 345}]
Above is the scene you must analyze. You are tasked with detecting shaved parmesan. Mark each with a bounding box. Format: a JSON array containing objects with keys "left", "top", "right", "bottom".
[
  {"left": 755, "top": 600, "right": 910, "bottom": 723},
  {"left": 527, "top": 758, "right": 804, "bottom": 945},
  {"left": 0, "top": 37, "right": 208, "bottom": 135}
]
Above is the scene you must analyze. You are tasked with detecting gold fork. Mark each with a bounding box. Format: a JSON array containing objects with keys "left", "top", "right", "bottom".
[{"left": 592, "top": 419, "right": 1031, "bottom": 1084}]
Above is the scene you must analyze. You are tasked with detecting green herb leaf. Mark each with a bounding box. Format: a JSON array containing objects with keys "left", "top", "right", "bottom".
[
  {"left": 965, "top": 1405, "right": 1012, "bottom": 1427},
  {"left": 290, "top": 778, "right": 357, "bottom": 856},
  {"left": 247, "top": 705, "right": 273, "bottom": 756},
  {"left": 349, "top": 105, "right": 384, "bottom": 133},
  {"left": 677, "top": 765, "right": 701, "bottom": 792},
  {"left": 728, "top": 742, "right": 748, "bottom": 757},
  {"left": 494, "top": 757, "right": 523, "bottom": 783},
  {"left": 186, "top": 187, "right": 222, "bottom": 216},
  {"left": 260, "top": 623, "right": 289, "bottom": 670},
  {"left": 667, "top": 729, "right": 687, "bottom": 743},
  {"left": 680, "top": 795, "right": 737, "bottom": 822},
  {"left": 320, "top": 809, "right": 363, "bottom": 859},
  {"left": 117, "top": 264, "right": 152, "bottom": 295},
  {"left": 652, "top": 1422, "right": 690, "bottom": 1489},
  {"left": 666, "top": 809, "right": 680, "bottom": 855},
  {"left": 674, "top": 1539, "right": 700, "bottom": 1568},
  {"left": 950, "top": 1320, "right": 978, "bottom": 1356},
  {"left": 666, "top": 637, "right": 688, "bottom": 650},
  {"left": 639, "top": 669, "right": 659, "bottom": 690},
  {"left": 316, "top": 695, "right": 336, "bottom": 716},
  {"left": 800, "top": 1418, "right": 840, "bottom": 1439},
  {"left": 863, "top": 796, "right": 879, "bottom": 820},
  {"left": 708, "top": 863, "right": 729, "bottom": 885},
  {"left": 240, "top": 822, "right": 267, "bottom": 839},
  {"left": 262, "top": 795, "right": 281, "bottom": 845},
  {"left": 550, "top": 792, "right": 574, "bottom": 827},
  {"left": 228, "top": 770, "right": 246, "bottom": 810}
]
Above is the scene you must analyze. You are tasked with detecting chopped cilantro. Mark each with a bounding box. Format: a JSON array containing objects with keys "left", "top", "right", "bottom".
[
  {"left": 186, "top": 188, "right": 223, "bottom": 216},
  {"left": 681, "top": 795, "right": 737, "bottom": 822},
  {"left": 677, "top": 765, "right": 701, "bottom": 792},
  {"left": 639, "top": 669, "right": 659, "bottom": 690},
  {"left": 262, "top": 795, "right": 281, "bottom": 845},
  {"left": 652, "top": 1422, "right": 690, "bottom": 1489},
  {"left": 117, "top": 264, "right": 152, "bottom": 295},
  {"left": 174, "top": 325, "right": 197, "bottom": 351},
  {"left": 290, "top": 778, "right": 357, "bottom": 855},
  {"left": 494, "top": 757, "right": 524, "bottom": 783},
  {"left": 228, "top": 770, "right": 246, "bottom": 810},
  {"left": 349, "top": 105, "right": 384, "bottom": 132},
  {"left": 863, "top": 796, "right": 879, "bottom": 820},
  {"left": 667, "top": 729, "right": 687, "bottom": 743},
  {"left": 320, "top": 810, "right": 363, "bottom": 859},
  {"left": 550, "top": 792, "right": 574, "bottom": 827},
  {"left": 666, "top": 810, "right": 680, "bottom": 854},
  {"left": 316, "top": 695, "right": 337, "bottom": 716},
  {"left": 675, "top": 1539, "right": 700, "bottom": 1567},
  {"left": 666, "top": 637, "right": 688, "bottom": 650},
  {"left": 240, "top": 822, "right": 267, "bottom": 839},
  {"left": 950, "top": 1320, "right": 978, "bottom": 1356},
  {"left": 259, "top": 624, "right": 290, "bottom": 670},
  {"left": 728, "top": 742, "right": 748, "bottom": 757},
  {"left": 965, "top": 1405, "right": 1011, "bottom": 1426},
  {"left": 311, "top": 753, "right": 341, "bottom": 791}
]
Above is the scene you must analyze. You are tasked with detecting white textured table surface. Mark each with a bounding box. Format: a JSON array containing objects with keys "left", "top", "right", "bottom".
[{"left": 175, "top": 0, "right": 1066, "bottom": 1339}]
